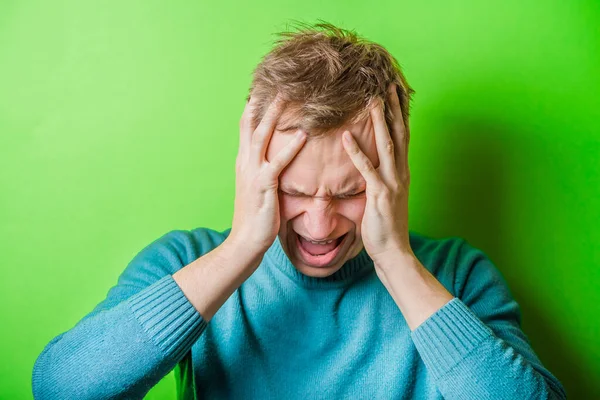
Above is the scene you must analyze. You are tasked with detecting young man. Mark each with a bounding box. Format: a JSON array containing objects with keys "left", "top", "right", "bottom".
[{"left": 33, "top": 22, "right": 566, "bottom": 399}]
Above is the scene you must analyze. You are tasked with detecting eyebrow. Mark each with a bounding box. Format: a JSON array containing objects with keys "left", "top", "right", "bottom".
[{"left": 279, "top": 184, "right": 365, "bottom": 198}]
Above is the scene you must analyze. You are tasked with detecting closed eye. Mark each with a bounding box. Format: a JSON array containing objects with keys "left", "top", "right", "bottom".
[
  {"left": 338, "top": 190, "right": 366, "bottom": 199},
  {"left": 278, "top": 189, "right": 366, "bottom": 199}
]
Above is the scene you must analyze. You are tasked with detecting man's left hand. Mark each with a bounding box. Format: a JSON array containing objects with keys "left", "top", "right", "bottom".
[{"left": 341, "top": 82, "right": 413, "bottom": 266}]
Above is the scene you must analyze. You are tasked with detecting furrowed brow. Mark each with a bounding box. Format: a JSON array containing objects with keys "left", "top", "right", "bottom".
[
  {"left": 280, "top": 184, "right": 364, "bottom": 197},
  {"left": 330, "top": 185, "right": 364, "bottom": 197}
]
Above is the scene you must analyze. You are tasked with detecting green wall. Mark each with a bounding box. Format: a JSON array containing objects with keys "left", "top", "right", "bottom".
[{"left": 1, "top": 1, "right": 598, "bottom": 399}]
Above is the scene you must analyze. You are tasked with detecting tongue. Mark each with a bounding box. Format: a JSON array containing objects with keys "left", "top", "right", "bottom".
[{"left": 299, "top": 234, "right": 343, "bottom": 255}]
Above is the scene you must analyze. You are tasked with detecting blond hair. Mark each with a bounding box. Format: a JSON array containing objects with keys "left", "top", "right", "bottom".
[{"left": 248, "top": 20, "right": 415, "bottom": 139}]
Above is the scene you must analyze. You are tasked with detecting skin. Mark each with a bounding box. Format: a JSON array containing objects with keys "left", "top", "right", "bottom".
[
  {"left": 265, "top": 84, "right": 453, "bottom": 330},
  {"left": 340, "top": 83, "right": 454, "bottom": 331},
  {"left": 174, "top": 82, "right": 452, "bottom": 331},
  {"left": 263, "top": 83, "right": 453, "bottom": 331},
  {"left": 264, "top": 101, "right": 381, "bottom": 278}
]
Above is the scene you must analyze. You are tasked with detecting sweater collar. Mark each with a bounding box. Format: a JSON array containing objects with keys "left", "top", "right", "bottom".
[{"left": 263, "top": 234, "right": 375, "bottom": 289}]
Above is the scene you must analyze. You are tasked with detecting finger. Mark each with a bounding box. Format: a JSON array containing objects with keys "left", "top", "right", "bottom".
[
  {"left": 370, "top": 97, "right": 397, "bottom": 185},
  {"left": 239, "top": 94, "right": 260, "bottom": 155},
  {"left": 388, "top": 83, "right": 409, "bottom": 178},
  {"left": 342, "top": 130, "right": 385, "bottom": 193},
  {"left": 252, "top": 93, "right": 286, "bottom": 164},
  {"left": 267, "top": 130, "right": 307, "bottom": 179}
]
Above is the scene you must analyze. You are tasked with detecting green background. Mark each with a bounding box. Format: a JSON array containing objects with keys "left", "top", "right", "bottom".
[{"left": 1, "top": 1, "right": 598, "bottom": 399}]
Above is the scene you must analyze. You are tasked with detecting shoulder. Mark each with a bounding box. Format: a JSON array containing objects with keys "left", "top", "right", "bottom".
[
  {"left": 155, "top": 226, "right": 232, "bottom": 264},
  {"left": 126, "top": 226, "right": 231, "bottom": 276},
  {"left": 409, "top": 231, "right": 509, "bottom": 302},
  {"left": 408, "top": 230, "right": 468, "bottom": 279}
]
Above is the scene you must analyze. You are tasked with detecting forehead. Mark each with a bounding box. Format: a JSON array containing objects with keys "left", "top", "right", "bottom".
[{"left": 264, "top": 107, "right": 380, "bottom": 196}]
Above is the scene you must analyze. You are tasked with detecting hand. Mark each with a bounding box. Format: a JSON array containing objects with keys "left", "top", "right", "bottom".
[
  {"left": 229, "top": 93, "right": 308, "bottom": 254},
  {"left": 341, "top": 83, "right": 413, "bottom": 265}
]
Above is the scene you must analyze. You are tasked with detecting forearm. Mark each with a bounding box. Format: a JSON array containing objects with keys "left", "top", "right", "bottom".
[
  {"left": 375, "top": 249, "right": 566, "bottom": 399},
  {"left": 33, "top": 276, "right": 206, "bottom": 399},
  {"left": 374, "top": 250, "right": 454, "bottom": 331},
  {"left": 173, "top": 236, "right": 264, "bottom": 322},
  {"left": 411, "top": 298, "right": 567, "bottom": 399},
  {"left": 32, "top": 229, "right": 261, "bottom": 399}
]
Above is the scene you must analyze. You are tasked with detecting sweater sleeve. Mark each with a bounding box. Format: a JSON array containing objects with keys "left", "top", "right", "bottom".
[
  {"left": 410, "top": 239, "right": 567, "bottom": 400},
  {"left": 31, "top": 229, "right": 214, "bottom": 400}
]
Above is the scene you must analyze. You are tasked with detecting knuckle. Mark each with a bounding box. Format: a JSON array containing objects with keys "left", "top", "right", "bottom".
[
  {"left": 267, "top": 95, "right": 284, "bottom": 113},
  {"left": 391, "top": 92, "right": 400, "bottom": 107},
  {"left": 385, "top": 139, "right": 394, "bottom": 153},
  {"left": 251, "top": 129, "right": 265, "bottom": 145},
  {"left": 374, "top": 187, "right": 389, "bottom": 203},
  {"left": 241, "top": 115, "right": 257, "bottom": 132},
  {"left": 259, "top": 169, "right": 278, "bottom": 189},
  {"left": 361, "top": 160, "right": 374, "bottom": 173},
  {"left": 267, "top": 158, "right": 281, "bottom": 172},
  {"left": 349, "top": 145, "right": 360, "bottom": 155}
]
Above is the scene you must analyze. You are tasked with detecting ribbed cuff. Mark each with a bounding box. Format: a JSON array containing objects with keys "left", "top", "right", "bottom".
[
  {"left": 127, "top": 275, "right": 208, "bottom": 362},
  {"left": 411, "top": 298, "right": 493, "bottom": 380}
]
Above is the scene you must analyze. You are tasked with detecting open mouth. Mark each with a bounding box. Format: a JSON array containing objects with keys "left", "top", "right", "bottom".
[{"left": 294, "top": 232, "right": 348, "bottom": 267}]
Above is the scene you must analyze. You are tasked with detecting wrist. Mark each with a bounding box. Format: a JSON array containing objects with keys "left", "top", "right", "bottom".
[
  {"left": 221, "top": 235, "right": 267, "bottom": 268},
  {"left": 373, "top": 247, "right": 417, "bottom": 273}
]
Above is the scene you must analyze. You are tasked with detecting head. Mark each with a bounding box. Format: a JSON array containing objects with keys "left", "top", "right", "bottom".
[{"left": 249, "top": 21, "right": 415, "bottom": 278}]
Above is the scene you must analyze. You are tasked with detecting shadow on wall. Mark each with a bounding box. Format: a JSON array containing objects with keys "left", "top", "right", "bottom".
[{"left": 421, "top": 116, "right": 599, "bottom": 399}]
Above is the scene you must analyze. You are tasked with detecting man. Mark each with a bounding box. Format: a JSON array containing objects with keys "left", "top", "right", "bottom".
[{"left": 32, "top": 22, "right": 566, "bottom": 399}]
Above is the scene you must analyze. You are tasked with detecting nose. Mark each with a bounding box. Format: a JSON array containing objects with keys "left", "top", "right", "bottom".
[{"left": 302, "top": 198, "right": 338, "bottom": 240}]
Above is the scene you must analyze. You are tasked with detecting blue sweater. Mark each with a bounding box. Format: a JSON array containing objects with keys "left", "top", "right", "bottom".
[{"left": 32, "top": 227, "right": 566, "bottom": 399}]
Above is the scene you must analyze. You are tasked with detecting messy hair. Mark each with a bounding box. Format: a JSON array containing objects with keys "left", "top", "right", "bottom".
[{"left": 248, "top": 20, "right": 415, "bottom": 139}]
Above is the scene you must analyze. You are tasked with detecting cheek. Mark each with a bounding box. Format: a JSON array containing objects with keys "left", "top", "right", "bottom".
[
  {"left": 340, "top": 199, "right": 367, "bottom": 224},
  {"left": 278, "top": 196, "right": 302, "bottom": 219}
]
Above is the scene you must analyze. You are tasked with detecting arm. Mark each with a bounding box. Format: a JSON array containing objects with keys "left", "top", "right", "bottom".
[
  {"left": 32, "top": 229, "right": 262, "bottom": 400},
  {"left": 32, "top": 88, "right": 306, "bottom": 400},
  {"left": 376, "top": 240, "right": 566, "bottom": 400},
  {"left": 340, "top": 82, "right": 565, "bottom": 399}
]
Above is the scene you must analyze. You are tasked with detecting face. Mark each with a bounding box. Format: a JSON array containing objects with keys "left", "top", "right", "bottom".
[{"left": 265, "top": 107, "right": 380, "bottom": 278}]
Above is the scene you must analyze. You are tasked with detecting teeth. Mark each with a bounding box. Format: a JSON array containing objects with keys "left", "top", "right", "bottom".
[
  {"left": 298, "top": 233, "right": 343, "bottom": 245},
  {"left": 310, "top": 239, "right": 333, "bottom": 245}
]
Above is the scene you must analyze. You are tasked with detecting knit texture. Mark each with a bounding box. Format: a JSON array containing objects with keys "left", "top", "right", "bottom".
[{"left": 32, "top": 227, "right": 566, "bottom": 399}]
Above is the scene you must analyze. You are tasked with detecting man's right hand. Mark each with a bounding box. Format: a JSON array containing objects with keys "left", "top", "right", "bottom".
[
  {"left": 228, "top": 93, "right": 308, "bottom": 256},
  {"left": 173, "top": 93, "right": 306, "bottom": 321}
]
